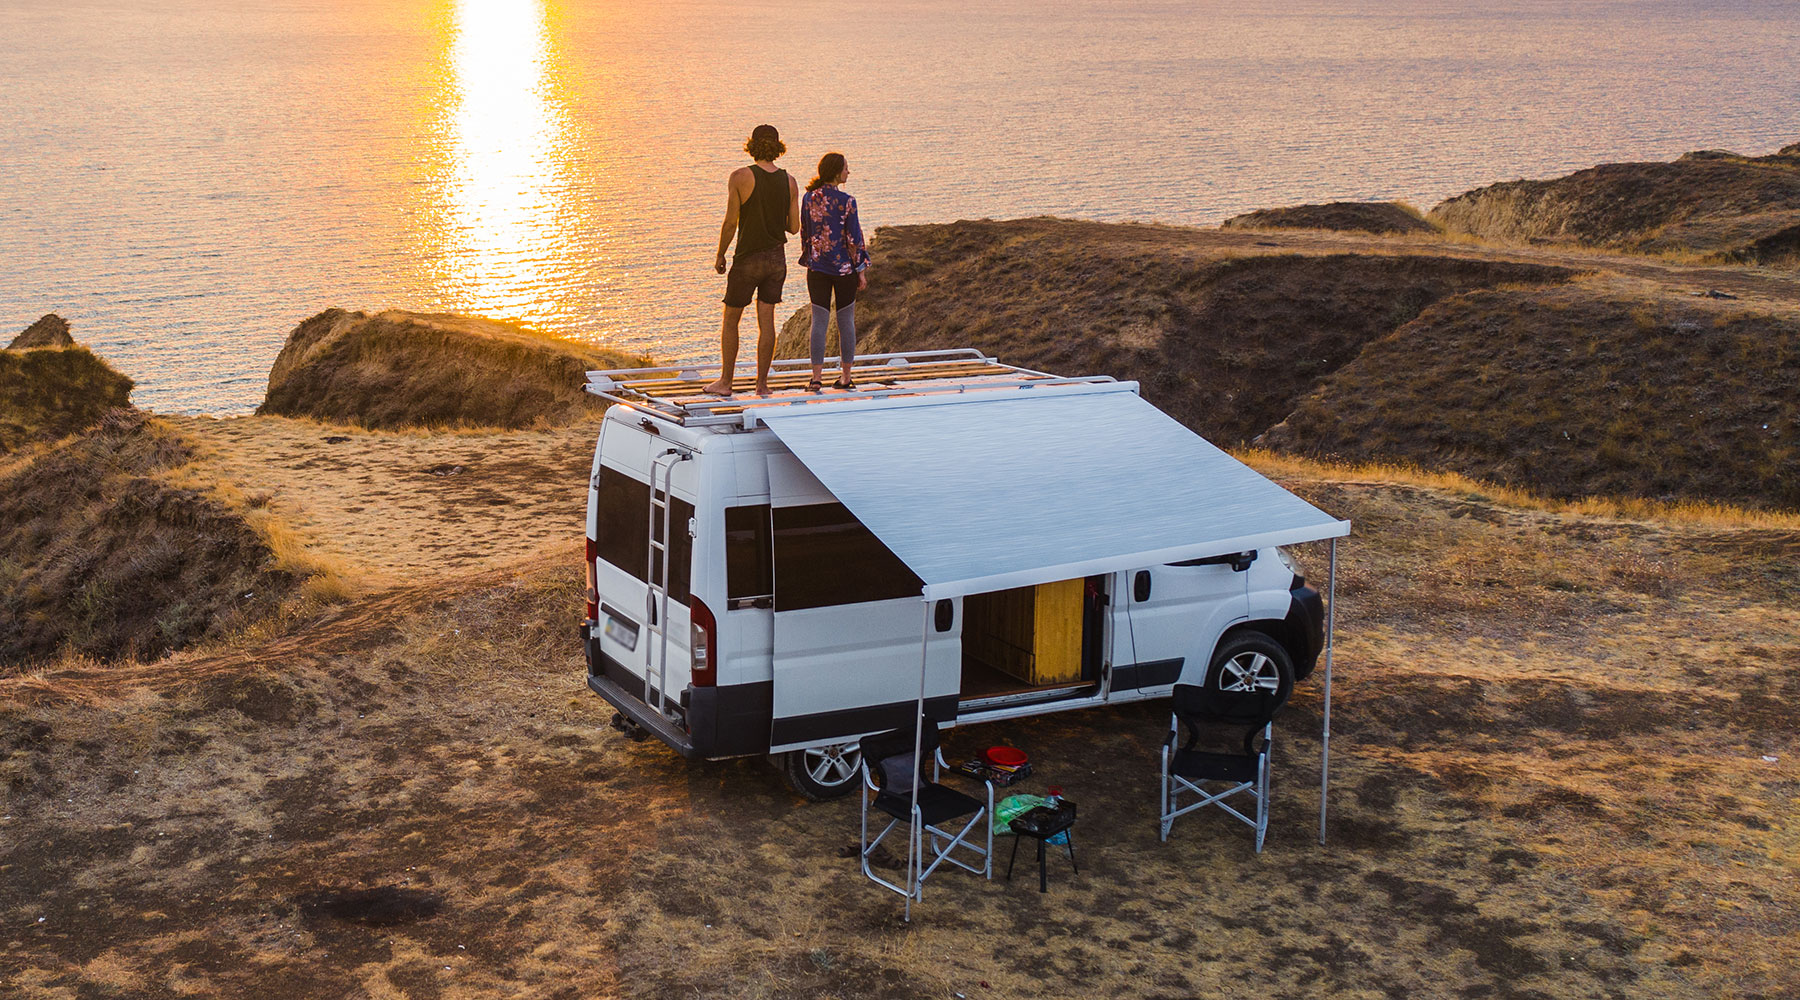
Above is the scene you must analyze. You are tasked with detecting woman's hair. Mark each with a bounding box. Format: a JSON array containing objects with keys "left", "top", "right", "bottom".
[
  {"left": 806, "top": 152, "right": 848, "bottom": 192},
  {"left": 745, "top": 133, "right": 786, "bottom": 162}
]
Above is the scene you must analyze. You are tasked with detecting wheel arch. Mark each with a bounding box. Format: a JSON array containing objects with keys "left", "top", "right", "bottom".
[{"left": 1206, "top": 618, "right": 1314, "bottom": 682}]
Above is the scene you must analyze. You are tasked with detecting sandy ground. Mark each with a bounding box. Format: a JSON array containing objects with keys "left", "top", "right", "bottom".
[
  {"left": 163, "top": 415, "right": 600, "bottom": 587},
  {"left": 3, "top": 454, "right": 1797, "bottom": 1000}
]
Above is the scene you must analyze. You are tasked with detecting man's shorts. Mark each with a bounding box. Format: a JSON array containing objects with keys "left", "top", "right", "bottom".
[{"left": 723, "top": 246, "right": 787, "bottom": 308}]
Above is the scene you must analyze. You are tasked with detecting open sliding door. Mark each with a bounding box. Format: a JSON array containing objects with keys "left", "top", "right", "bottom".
[{"left": 765, "top": 453, "right": 960, "bottom": 752}]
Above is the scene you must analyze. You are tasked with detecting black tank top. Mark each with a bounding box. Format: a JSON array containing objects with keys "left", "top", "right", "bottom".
[{"left": 735, "top": 165, "right": 789, "bottom": 257}]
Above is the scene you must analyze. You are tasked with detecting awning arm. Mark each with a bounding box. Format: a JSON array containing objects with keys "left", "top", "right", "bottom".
[{"left": 1318, "top": 537, "right": 1337, "bottom": 846}]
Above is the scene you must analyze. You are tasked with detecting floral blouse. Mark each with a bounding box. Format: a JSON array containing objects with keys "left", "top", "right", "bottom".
[{"left": 798, "top": 185, "right": 870, "bottom": 276}]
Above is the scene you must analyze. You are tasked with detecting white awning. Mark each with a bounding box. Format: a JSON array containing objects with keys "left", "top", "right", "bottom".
[{"left": 756, "top": 384, "right": 1349, "bottom": 600}]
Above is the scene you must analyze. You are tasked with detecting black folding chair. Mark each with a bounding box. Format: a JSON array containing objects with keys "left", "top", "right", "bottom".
[
  {"left": 859, "top": 722, "right": 994, "bottom": 903},
  {"left": 1159, "top": 682, "right": 1283, "bottom": 851}
]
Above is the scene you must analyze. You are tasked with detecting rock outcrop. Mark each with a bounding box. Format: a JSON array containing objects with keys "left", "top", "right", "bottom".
[
  {"left": 257, "top": 309, "right": 646, "bottom": 430},
  {"left": 1222, "top": 202, "right": 1435, "bottom": 235}
]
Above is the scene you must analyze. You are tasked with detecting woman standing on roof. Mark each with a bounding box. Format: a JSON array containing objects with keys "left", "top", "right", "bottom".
[{"left": 798, "top": 152, "right": 871, "bottom": 393}]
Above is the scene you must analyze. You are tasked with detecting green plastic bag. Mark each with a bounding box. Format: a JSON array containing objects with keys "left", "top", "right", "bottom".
[{"left": 993, "top": 793, "right": 1051, "bottom": 836}]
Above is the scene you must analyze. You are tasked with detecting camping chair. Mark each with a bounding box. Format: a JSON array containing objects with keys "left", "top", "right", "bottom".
[
  {"left": 1159, "top": 682, "right": 1282, "bottom": 851},
  {"left": 859, "top": 722, "right": 994, "bottom": 903}
]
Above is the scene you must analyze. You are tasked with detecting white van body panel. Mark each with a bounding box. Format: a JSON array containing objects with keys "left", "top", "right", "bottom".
[{"left": 583, "top": 400, "right": 1327, "bottom": 768}]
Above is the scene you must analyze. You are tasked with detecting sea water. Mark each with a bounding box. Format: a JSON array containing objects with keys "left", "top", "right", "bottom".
[{"left": 2, "top": 0, "right": 1796, "bottom": 413}]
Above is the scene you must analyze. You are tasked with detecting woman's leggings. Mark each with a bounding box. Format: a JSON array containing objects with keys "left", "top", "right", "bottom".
[{"left": 806, "top": 269, "right": 859, "bottom": 369}]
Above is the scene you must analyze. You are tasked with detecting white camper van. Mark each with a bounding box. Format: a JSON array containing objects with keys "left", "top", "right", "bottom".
[{"left": 580, "top": 351, "right": 1347, "bottom": 799}]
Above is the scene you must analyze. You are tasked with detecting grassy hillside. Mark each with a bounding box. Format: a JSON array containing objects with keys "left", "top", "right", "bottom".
[
  {"left": 1262, "top": 287, "right": 1800, "bottom": 509},
  {"left": 0, "top": 344, "right": 134, "bottom": 453},
  {"left": 258, "top": 309, "right": 645, "bottom": 430},
  {"left": 1430, "top": 143, "right": 1800, "bottom": 266},
  {"left": 777, "top": 218, "right": 1573, "bottom": 445},
  {"left": 780, "top": 218, "right": 1800, "bottom": 510},
  {"left": 0, "top": 411, "right": 306, "bottom": 666},
  {"left": 3, "top": 459, "right": 1796, "bottom": 999},
  {"left": 1222, "top": 201, "right": 1435, "bottom": 235}
]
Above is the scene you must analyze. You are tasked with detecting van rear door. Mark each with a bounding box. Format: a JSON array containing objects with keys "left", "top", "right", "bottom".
[
  {"left": 765, "top": 453, "right": 959, "bottom": 752},
  {"left": 591, "top": 426, "right": 697, "bottom": 719}
]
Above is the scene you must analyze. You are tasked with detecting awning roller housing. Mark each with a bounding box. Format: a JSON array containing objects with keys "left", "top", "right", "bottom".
[{"left": 756, "top": 385, "right": 1349, "bottom": 599}]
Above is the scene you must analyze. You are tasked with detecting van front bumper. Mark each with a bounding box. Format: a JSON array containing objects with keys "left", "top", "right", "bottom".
[{"left": 1287, "top": 582, "right": 1326, "bottom": 678}]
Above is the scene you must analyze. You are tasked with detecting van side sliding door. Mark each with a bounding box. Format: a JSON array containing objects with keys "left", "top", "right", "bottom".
[{"left": 765, "top": 454, "right": 960, "bottom": 752}]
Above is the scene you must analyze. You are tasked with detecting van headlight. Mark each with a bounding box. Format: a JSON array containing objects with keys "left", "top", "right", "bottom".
[{"left": 1275, "top": 546, "right": 1302, "bottom": 577}]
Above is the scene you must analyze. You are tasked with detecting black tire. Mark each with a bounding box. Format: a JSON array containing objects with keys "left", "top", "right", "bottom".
[
  {"left": 1205, "top": 632, "right": 1295, "bottom": 710},
  {"left": 781, "top": 743, "right": 864, "bottom": 801}
]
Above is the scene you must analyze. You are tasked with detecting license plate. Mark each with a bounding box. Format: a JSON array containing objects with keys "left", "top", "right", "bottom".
[{"left": 603, "top": 616, "right": 639, "bottom": 651}]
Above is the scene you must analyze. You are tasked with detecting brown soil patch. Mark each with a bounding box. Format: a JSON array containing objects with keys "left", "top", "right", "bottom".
[{"left": 165, "top": 414, "right": 598, "bottom": 587}]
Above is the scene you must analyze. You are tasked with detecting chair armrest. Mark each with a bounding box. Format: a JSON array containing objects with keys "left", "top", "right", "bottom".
[{"left": 862, "top": 763, "right": 879, "bottom": 792}]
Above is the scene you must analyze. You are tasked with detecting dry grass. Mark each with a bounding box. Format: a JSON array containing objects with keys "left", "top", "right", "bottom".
[
  {"left": 1236, "top": 448, "right": 1800, "bottom": 530},
  {"left": 1428, "top": 145, "right": 1800, "bottom": 267},
  {"left": 0, "top": 345, "right": 134, "bottom": 453},
  {"left": 1221, "top": 201, "right": 1437, "bottom": 236},
  {"left": 0, "top": 411, "right": 303, "bottom": 667},
  {"left": 257, "top": 308, "right": 648, "bottom": 431},
  {"left": 1261, "top": 281, "right": 1800, "bottom": 510},
  {"left": 4, "top": 454, "right": 1798, "bottom": 998}
]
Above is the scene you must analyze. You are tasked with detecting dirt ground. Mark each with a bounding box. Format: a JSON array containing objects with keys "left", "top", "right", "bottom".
[
  {"left": 161, "top": 415, "right": 601, "bottom": 587},
  {"left": 3, "top": 436, "right": 1797, "bottom": 999}
]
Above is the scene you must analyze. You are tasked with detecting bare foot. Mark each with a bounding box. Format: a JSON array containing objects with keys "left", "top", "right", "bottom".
[
  {"left": 701, "top": 379, "right": 733, "bottom": 397},
  {"left": 753, "top": 381, "right": 770, "bottom": 396}
]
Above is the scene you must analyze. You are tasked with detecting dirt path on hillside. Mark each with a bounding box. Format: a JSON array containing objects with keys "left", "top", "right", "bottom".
[{"left": 165, "top": 416, "right": 598, "bottom": 587}]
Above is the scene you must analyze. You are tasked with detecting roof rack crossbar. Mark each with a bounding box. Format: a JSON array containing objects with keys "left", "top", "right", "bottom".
[{"left": 581, "top": 349, "right": 1108, "bottom": 426}]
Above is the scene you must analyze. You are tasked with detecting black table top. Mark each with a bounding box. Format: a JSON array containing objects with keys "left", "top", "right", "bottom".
[{"left": 1010, "top": 801, "right": 1077, "bottom": 837}]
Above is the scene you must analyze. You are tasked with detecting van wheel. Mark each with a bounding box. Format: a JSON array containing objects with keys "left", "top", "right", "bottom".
[
  {"left": 1207, "top": 633, "right": 1295, "bottom": 710},
  {"left": 783, "top": 744, "right": 864, "bottom": 801}
]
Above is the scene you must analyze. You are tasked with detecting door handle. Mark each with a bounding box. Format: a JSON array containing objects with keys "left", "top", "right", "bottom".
[{"left": 1134, "top": 571, "right": 1151, "bottom": 602}]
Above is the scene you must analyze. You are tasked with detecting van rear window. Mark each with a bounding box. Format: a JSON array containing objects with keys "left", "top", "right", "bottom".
[
  {"left": 594, "top": 465, "right": 692, "bottom": 604},
  {"left": 772, "top": 502, "right": 921, "bottom": 611}
]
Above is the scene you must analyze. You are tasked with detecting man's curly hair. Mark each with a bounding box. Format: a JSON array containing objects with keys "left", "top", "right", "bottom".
[{"left": 746, "top": 134, "right": 786, "bottom": 162}]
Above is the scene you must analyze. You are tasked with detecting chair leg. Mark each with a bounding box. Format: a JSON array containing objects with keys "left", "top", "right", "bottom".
[
  {"left": 1065, "top": 830, "right": 1078, "bottom": 875},
  {"left": 1037, "top": 837, "right": 1048, "bottom": 893},
  {"left": 1006, "top": 834, "right": 1021, "bottom": 881}
]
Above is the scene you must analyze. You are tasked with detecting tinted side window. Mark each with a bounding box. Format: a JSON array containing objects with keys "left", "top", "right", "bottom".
[
  {"left": 726, "top": 504, "right": 773, "bottom": 600},
  {"left": 772, "top": 502, "right": 921, "bottom": 611},
  {"left": 594, "top": 465, "right": 692, "bottom": 604}
]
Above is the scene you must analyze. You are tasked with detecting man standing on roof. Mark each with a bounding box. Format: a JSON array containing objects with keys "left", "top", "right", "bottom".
[{"left": 704, "top": 124, "right": 801, "bottom": 397}]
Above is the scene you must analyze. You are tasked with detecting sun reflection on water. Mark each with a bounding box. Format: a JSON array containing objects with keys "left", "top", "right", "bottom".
[{"left": 441, "top": 0, "right": 572, "bottom": 319}]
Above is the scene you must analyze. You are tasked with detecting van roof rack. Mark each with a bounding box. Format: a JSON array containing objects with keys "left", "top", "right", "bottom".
[{"left": 583, "top": 349, "right": 1118, "bottom": 427}]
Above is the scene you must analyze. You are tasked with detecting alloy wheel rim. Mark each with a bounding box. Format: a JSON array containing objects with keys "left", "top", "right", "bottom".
[
  {"left": 1220, "top": 651, "right": 1279, "bottom": 692},
  {"left": 804, "top": 744, "right": 862, "bottom": 786}
]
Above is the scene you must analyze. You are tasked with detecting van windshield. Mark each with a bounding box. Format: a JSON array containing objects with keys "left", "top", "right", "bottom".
[{"left": 594, "top": 465, "right": 692, "bottom": 604}]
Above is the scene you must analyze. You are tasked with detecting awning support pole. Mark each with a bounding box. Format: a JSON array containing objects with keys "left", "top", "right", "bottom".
[
  {"left": 905, "top": 596, "right": 930, "bottom": 922},
  {"left": 1318, "top": 538, "right": 1337, "bottom": 846}
]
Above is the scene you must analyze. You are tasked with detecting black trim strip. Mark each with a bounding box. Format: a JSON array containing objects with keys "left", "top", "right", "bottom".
[
  {"left": 771, "top": 695, "right": 959, "bottom": 747},
  {"left": 1113, "top": 657, "right": 1185, "bottom": 690}
]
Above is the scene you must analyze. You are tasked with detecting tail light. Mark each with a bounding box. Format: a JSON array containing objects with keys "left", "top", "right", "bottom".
[
  {"left": 689, "top": 597, "right": 718, "bottom": 687},
  {"left": 583, "top": 536, "right": 599, "bottom": 621}
]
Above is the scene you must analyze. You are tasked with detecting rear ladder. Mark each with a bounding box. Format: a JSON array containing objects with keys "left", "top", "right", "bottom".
[{"left": 644, "top": 447, "right": 691, "bottom": 717}]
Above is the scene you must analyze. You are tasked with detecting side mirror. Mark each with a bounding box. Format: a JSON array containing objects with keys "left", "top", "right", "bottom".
[{"left": 1134, "top": 571, "right": 1152, "bottom": 602}]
